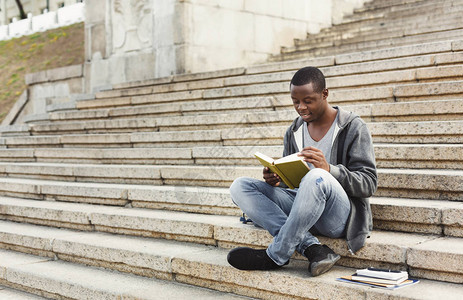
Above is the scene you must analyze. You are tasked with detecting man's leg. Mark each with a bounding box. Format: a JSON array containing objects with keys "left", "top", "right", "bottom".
[
  {"left": 266, "top": 168, "right": 351, "bottom": 273},
  {"left": 228, "top": 171, "right": 350, "bottom": 273},
  {"left": 229, "top": 176, "right": 296, "bottom": 237},
  {"left": 228, "top": 176, "right": 308, "bottom": 269}
]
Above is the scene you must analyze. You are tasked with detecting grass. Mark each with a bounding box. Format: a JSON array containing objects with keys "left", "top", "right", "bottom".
[{"left": 0, "top": 22, "right": 84, "bottom": 124}]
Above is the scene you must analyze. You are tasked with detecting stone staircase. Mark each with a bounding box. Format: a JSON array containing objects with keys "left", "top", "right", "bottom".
[
  {"left": 1, "top": 0, "right": 463, "bottom": 299},
  {"left": 271, "top": 0, "right": 463, "bottom": 61}
]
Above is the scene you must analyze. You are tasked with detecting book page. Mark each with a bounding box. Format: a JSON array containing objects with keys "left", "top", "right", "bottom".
[
  {"left": 274, "top": 153, "right": 303, "bottom": 164},
  {"left": 254, "top": 152, "right": 275, "bottom": 166}
]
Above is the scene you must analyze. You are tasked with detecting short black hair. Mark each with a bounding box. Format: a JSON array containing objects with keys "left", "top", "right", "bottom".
[{"left": 290, "top": 66, "right": 326, "bottom": 93}]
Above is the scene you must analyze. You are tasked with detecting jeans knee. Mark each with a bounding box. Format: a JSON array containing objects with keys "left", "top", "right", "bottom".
[
  {"left": 229, "top": 177, "right": 253, "bottom": 204},
  {"left": 301, "top": 168, "right": 330, "bottom": 187}
]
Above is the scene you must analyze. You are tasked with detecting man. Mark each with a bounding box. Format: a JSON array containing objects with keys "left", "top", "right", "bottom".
[{"left": 227, "top": 66, "right": 377, "bottom": 276}]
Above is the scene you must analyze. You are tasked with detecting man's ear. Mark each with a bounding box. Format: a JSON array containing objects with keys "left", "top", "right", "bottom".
[{"left": 322, "top": 88, "right": 329, "bottom": 99}]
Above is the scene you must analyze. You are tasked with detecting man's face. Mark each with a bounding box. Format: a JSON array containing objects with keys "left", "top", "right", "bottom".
[{"left": 291, "top": 83, "right": 328, "bottom": 123}]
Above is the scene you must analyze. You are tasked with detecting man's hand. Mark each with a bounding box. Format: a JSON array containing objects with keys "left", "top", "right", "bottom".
[
  {"left": 263, "top": 167, "right": 281, "bottom": 187},
  {"left": 298, "top": 147, "right": 330, "bottom": 172}
]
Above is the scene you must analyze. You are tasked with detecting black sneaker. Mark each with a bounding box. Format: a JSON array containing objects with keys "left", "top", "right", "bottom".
[
  {"left": 304, "top": 244, "right": 340, "bottom": 276},
  {"left": 227, "top": 247, "right": 284, "bottom": 270}
]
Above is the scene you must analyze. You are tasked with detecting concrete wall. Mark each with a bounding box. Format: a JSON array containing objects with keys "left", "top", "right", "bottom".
[
  {"left": 1, "top": 64, "right": 84, "bottom": 126},
  {"left": 84, "top": 0, "right": 159, "bottom": 92},
  {"left": 179, "top": 0, "right": 331, "bottom": 74}
]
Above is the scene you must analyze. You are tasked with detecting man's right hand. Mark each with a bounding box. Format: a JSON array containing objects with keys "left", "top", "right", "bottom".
[{"left": 263, "top": 167, "right": 281, "bottom": 187}]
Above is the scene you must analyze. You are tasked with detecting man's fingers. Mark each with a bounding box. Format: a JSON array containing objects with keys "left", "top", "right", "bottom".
[{"left": 300, "top": 149, "right": 325, "bottom": 160}]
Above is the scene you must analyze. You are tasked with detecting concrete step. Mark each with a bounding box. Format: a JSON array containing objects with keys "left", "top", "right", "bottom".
[
  {"left": 2, "top": 130, "right": 226, "bottom": 148},
  {"left": 5, "top": 88, "right": 463, "bottom": 137},
  {"left": 215, "top": 120, "right": 463, "bottom": 146},
  {"left": 332, "top": 22, "right": 463, "bottom": 51},
  {"left": 78, "top": 68, "right": 463, "bottom": 116},
  {"left": 18, "top": 97, "right": 463, "bottom": 136},
  {"left": 35, "top": 96, "right": 463, "bottom": 137},
  {"left": 311, "top": 0, "right": 463, "bottom": 39},
  {"left": 299, "top": 20, "right": 463, "bottom": 54},
  {"left": 0, "top": 285, "right": 47, "bottom": 299},
  {"left": 273, "top": 30, "right": 463, "bottom": 61},
  {"left": 0, "top": 125, "right": 30, "bottom": 137},
  {"left": 110, "top": 67, "right": 247, "bottom": 93},
  {"left": 2, "top": 244, "right": 462, "bottom": 300},
  {"left": 0, "top": 161, "right": 165, "bottom": 185},
  {"left": 257, "top": 39, "right": 460, "bottom": 74},
  {"left": 1, "top": 143, "right": 462, "bottom": 170},
  {"left": 50, "top": 96, "right": 282, "bottom": 122},
  {"left": 79, "top": 40, "right": 462, "bottom": 110},
  {"left": 0, "top": 147, "right": 194, "bottom": 165},
  {"left": 340, "top": 0, "right": 443, "bottom": 23},
  {"left": 1, "top": 163, "right": 463, "bottom": 200},
  {"left": 0, "top": 249, "right": 246, "bottom": 300},
  {"left": 35, "top": 66, "right": 463, "bottom": 126},
  {"left": 0, "top": 178, "right": 241, "bottom": 216},
  {"left": 311, "top": 14, "right": 463, "bottom": 48},
  {"left": 305, "top": 3, "right": 463, "bottom": 43},
  {"left": 3, "top": 119, "right": 463, "bottom": 149},
  {"left": 1, "top": 181, "right": 462, "bottom": 236},
  {"left": 1, "top": 218, "right": 463, "bottom": 287},
  {"left": 308, "top": 7, "right": 463, "bottom": 43},
  {"left": 341, "top": 0, "right": 463, "bottom": 27},
  {"left": 360, "top": 0, "right": 442, "bottom": 11},
  {"left": 90, "top": 71, "right": 246, "bottom": 103}
]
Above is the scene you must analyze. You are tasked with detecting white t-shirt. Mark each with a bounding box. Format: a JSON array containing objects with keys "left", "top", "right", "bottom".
[{"left": 302, "top": 110, "right": 339, "bottom": 169}]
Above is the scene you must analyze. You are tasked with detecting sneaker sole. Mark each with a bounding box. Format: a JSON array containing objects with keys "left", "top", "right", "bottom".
[{"left": 309, "top": 253, "right": 341, "bottom": 277}]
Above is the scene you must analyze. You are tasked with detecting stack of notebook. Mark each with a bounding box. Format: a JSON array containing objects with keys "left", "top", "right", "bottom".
[{"left": 337, "top": 268, "right": 419, "bottom": 290}]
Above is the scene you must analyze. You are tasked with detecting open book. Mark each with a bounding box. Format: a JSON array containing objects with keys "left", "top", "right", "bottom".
[{"left": 254, "top": 152, "right": 310, "bottom": 189}]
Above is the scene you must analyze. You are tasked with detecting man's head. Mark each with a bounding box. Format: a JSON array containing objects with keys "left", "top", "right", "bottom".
[
  {"left": 290, "top": 66, "right": 326, "bottom": 93},
  {"left": 290, "top": 67, "right": 329, "bottom": 124}
]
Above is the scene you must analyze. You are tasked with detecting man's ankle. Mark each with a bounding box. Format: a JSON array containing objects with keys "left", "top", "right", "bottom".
[{"left": 304, "top": 244, "right": 340, "bottom": 277}]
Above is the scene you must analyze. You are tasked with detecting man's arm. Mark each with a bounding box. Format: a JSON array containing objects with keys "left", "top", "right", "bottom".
[{"left": 329, "top": 122, "right": 378, "bottom": 198}]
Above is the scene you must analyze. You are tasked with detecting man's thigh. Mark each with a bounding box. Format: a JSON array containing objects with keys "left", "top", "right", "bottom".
[
  {"left": 231, "top": 177, "right": 297, "bottom": 215},
  {"left": 306, "top": 170, "right": 351, "bottom": 238}
]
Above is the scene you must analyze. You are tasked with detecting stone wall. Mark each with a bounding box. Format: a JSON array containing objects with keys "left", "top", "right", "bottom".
[{"left": 2, "top": 64, "right": 85, "bottom": 125}]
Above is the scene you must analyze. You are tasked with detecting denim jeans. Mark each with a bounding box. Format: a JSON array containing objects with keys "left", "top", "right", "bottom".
[{"left": 229, "top": 168, "right": 351, "bottom": 266}]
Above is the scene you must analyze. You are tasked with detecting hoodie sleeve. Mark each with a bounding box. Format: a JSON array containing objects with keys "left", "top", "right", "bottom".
[{"left": 329, "top": 121, "right": 378, "bottom": 198}]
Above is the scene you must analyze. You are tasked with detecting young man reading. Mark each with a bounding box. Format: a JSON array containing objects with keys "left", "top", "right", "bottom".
[{"left": 228, "top": 66, "right": 378, "bottom": 276}]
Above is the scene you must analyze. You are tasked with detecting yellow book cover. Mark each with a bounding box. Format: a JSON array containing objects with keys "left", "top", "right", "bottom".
[{"left": 254, "top": 152, "right": 310, "bottom": 189}]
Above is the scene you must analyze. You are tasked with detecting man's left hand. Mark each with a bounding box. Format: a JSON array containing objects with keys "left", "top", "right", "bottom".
[{"left": 298, "top": 147, "right": 330, "bottom": 172}]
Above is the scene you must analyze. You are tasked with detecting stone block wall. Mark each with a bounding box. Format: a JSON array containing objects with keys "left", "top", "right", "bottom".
[{"left": 5, "top": 65, "right": 85, "bottom": 125}]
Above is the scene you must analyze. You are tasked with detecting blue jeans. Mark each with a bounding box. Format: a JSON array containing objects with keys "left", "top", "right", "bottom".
[{"left": 229, "top": 168, "right": 351, "bottom": 266}]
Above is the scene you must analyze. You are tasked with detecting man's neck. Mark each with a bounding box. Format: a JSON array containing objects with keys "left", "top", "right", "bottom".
[
  {"left": 307, "top": 106, "right": 338, "bottom": 142},
  {"left": 311, "top": 106, "right": 337, "bottom": 128}
]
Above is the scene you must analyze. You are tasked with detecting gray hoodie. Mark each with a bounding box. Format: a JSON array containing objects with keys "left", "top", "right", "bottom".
[{"left": 283, "top": 106, "right": 378, "bottom": 254}]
